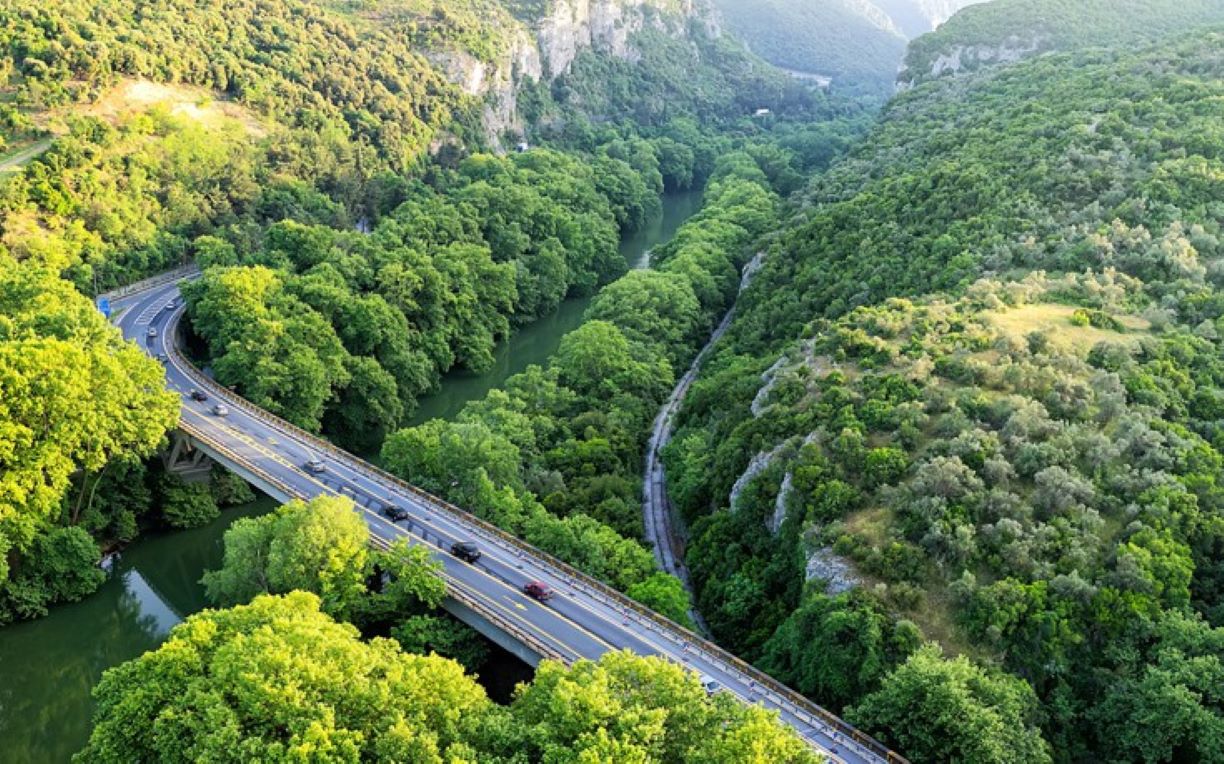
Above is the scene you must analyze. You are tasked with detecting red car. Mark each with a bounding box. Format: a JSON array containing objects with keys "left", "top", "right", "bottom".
[{"left": 523, "top": 581, "right": 554, "bottom": 601}]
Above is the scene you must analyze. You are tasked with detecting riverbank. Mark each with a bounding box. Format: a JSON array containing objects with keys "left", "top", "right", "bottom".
[
  {"left": 404, "top": 189, "right": 703, "bottom": 428},
  {"left": 0, "top": 498, "right": 276, "bottom": 762}
]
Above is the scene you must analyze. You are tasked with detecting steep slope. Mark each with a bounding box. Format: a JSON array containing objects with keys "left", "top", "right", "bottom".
[
  {"left": 666, "top": 26, "right": 1224, "bottom": 762},
  {"left": 900, "top": 0, "right": 1224, "bottom": 86},
  {"left": 873, "top": 0, "right": 986, "bottom": 37},
  {"left": 710, "top": 0, "right": 984, "bottom": 96}
]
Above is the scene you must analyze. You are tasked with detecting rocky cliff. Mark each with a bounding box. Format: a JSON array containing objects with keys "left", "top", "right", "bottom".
[{"left": 427, "top": 0, "right": 706, "bottom": 146}]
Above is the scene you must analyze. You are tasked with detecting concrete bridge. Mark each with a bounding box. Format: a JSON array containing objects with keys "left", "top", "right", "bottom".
[{"left": 111, "top": 279, "right": 906, "bottom": 764}]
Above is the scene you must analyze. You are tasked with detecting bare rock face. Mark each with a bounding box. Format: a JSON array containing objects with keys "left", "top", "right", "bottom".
[
  {"left": 927, "top": 36, "right": 1043, "bottom": 78},
  {"left": 428, "top": 0, "right": 703, "bottom": 148},
  {"left": 805, "top": 545, "right": 860, "bottom": 594},
  {"left": 535, "top": 0, "right": 695, "bottom": 78}
]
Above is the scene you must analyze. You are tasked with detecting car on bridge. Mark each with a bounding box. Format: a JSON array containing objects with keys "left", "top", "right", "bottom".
[
  {"left": 382, "top": 505, "right": 410, "bottom": 522},
  {"left": 211, "top": 404, "right": 229, "bottom": 417},
  {"left": 522, "top": 581, "right": 554, "bottom": 601},
  {"left": 302, "top": 456, "right": 326, "bottom": 474},
  {"left": 450, "top": 541, "right": 481, "bottom": 563},
  {"left": 699, "top": 674, "right": 723, "bottom": 695},
  {"left": 189, "top": 389, "right": 208, "bottom": 402},
  {"left": 146, "top": 327, "right": 158, "bottom": 339}
]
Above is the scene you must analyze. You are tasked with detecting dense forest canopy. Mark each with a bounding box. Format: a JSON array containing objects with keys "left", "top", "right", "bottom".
[
  {"left": 710, "top": 0, "right": 985, "bottom": 97},
  {"left": 667, "top": 15, "right": 1224, "bottom": 762},
  {"left": 711, "top": 0, "right": 908, "bottom": 95},
  {"left": 0, "top": 0, "right": 861, "bottom": 632},
  {"left": 10, "top": 0, "right": 1224, "bottom": 762}
]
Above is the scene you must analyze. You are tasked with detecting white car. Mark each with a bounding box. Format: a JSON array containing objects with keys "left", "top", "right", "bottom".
[{"left": 700, "top": 675, "right": 722, "bottom": 695}]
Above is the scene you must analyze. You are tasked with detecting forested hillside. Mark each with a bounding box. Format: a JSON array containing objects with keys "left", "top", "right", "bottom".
[
  {"left": 711, "top": 0, "right": 983, "bottom": 96},
  {"left": 0, "top": 0, "right": 859, "bottom": 631},
  {"left": 667, "top": 22, "right": 1224, "bottom": 763},
  {"left": 711, "top": 0, "right": 907, "bottom": 95},
  {"left": 900, "top": 0, "right": 1224, "bottom": 85}
]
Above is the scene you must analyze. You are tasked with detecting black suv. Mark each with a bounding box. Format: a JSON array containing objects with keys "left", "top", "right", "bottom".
[
  {"left": 382, "top": 505, "right": 410, "bottom": 522},
  {"left": 450, "top": 541, "right": 480, "bottom": 563},
  {"left": 189, "top": 389, "right": 208, "bottom": 402}
]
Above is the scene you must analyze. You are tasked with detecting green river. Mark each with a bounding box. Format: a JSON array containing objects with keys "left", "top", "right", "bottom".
[{"left": 0, "top": 190, "right": 701, "bottom": 762}]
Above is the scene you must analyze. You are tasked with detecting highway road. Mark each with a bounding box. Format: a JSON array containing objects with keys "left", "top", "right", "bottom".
[{"left": 111, "top": 279, "right": 903, "bottom": 764}]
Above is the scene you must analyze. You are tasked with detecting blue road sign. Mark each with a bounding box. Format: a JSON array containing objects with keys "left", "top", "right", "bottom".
[{"left": 97, "top": 297, "right": 111, "bottom": 318}]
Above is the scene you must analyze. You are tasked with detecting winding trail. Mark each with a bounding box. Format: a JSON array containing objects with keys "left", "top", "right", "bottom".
[{"left": 643, "top": 252, "right": 766, "bottom": 634}]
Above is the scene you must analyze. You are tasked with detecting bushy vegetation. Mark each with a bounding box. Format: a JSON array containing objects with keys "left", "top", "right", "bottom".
[
  {"left": 901, "top": 0, "right": 1224, "bottom": 85},
  {"left": 1, "top": 0, "right": 466, "bottom": 171},
  {"left": 177, "top": 145, "right": 668, "bottom": 450},
  {"left": 0, "top": 257, "right": 238, "bottom": 624},
  {"left": 76, "top": 591, "right": 818, "bottom": 763},
  {"left": 667, "top": 25, "right": 1224, "bottom": 762}
]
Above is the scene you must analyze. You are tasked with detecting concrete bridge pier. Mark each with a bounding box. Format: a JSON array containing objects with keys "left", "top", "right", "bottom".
[{"left": 163, "top": 430, "right": 214, "bottom": 483}]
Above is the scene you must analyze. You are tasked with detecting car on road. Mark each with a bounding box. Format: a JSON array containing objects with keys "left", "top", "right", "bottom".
[
  {"left": 146, "top": 327, "right": 158, "bottom": 338},
  {"left": 302, "top": 456, "right": 326, "bottom": 474},
  {"left": 450, "top": 541, "right": 480, "bottom": 563},
  {"left": 189, "top": 389, "right": 208, "bottom": 402},
  {"left": 699, "top": 675, "right": 723, "bottom": 695},
  {"left": 382, "top": 505, "right": 410, "bottom": 522},
  {"left": 162, "top": 301, "right": 175, "bottom": 312},
  {"left": 523, "top": 581, "right": 554, "bottom": 601},
  {"left": 156, "top": 353, "right": 169, "bottom": 363},
  {"left": 211, "top": 404, "right": 229, "bottom": 417}
]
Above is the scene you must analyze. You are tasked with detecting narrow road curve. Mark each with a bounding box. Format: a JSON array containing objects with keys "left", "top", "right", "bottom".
[{"left": 643, "top": 252, "right": 766, "bottom": 634}]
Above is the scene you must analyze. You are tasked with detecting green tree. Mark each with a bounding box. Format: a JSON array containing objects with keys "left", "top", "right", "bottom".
[
  {"left": 202, "top": 496, "right": 370, "bottom": 618},
  {"left": 761, "top": 592, "right": 920, "bottom": 710},
  {"left": 848, "top": 645, "right": 1052, "bottom": 764},
  {"left": 156, "top": 474, "right": 220, "bottom": 529},
  {"left": 499, "top": 651, "right": 822, "bottom": 764},
  {"left": 627, "top": 572, "right": 696, "bottom": 629},
  {"left": 76, "top": 592, "right": 490, "bottom": 764}
]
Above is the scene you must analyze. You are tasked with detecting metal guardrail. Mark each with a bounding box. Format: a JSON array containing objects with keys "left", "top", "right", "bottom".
[
  {"left": 178, "top": 419, "right": 567, "bottom": 665},
  {"left": 163, "top": 301, "right": 905, "bottom": 764},
  {"left": 98, "top": 264, "right": 199, "bottom": 302}
]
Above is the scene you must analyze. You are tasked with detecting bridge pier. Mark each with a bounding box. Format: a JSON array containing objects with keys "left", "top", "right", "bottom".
[
  {"left": 163, "top": 431, "right": 214, "bottom": 483},
  {"left": 442, "top": 597, "right": 545, "bottom": 667}
]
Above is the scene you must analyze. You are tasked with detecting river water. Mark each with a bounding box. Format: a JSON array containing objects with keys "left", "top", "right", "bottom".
[
  {"left": 0, "top": 190, "right": 702, "bottom": 762},
  {"left": 407, "top": 188, "right": 703, "bottom": 425}
]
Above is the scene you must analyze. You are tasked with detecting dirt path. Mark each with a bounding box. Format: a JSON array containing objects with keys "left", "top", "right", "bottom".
[
  {"left": 642, "top": 252, "right": 766, "bottom": 634},
  {"left": 0, "top": 139, "right": 52, "bottom": 173}
]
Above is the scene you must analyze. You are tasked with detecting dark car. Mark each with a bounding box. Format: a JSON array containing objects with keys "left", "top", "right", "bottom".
[
  {"left": 382, "top": 505, "right": 409, "bottom": 522},
  {"left": 450, "top": 541, "right": 480, "bottom": 563},
  {"left": 523, "top": 581, "right": 554, "bottom": 601},
  {"left": 189, "top": 389, "right": 208, "bottom": 402}
]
